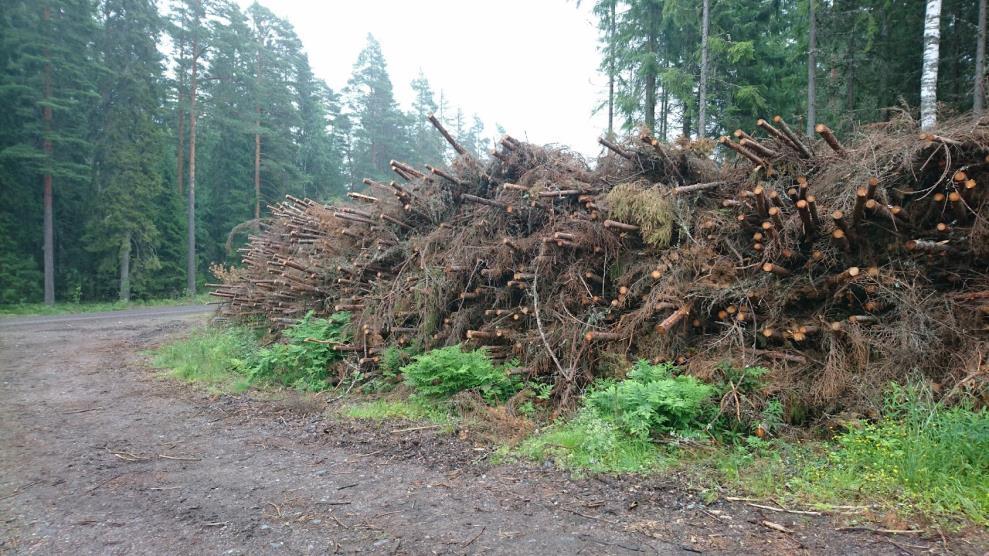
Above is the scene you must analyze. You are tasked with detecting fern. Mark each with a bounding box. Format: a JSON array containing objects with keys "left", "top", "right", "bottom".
[
  {"left": 586, "top": 360, "right": 715, "bottom": 439},
  {"left": 247, "top": 311, "right": 350, "bottom": 391},
  {"left": 401, "top": 345, "right": 519, "bottom": 402}
]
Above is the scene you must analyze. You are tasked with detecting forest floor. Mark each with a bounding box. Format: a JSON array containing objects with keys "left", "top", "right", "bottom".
[{"left": 0, "top": 308, "right": 984, "bottom": 555}]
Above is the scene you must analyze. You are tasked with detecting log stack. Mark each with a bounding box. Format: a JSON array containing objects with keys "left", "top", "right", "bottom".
[{"left": 214, "top": 113, "right": 989, "bottom": 419}]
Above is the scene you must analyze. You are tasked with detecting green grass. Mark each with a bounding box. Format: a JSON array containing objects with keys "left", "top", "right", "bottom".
[
  {"left": 0, "top": 293, "right": 211, "bottom": 317},
  {"left": 151, "top": 324, "right": 259, "bottom": 392},
  {"left": 512, "top": 409, "right": 670, "bottom": 473},
  {"left": 341, "top": 399, "right": 456, "bottom": 429}
]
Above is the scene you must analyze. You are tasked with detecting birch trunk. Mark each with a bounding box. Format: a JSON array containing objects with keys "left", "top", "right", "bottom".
[
  {"left": 697, "top": 0, "right": 710, "bottom": 138},
  {"left": 920, "top": 0, "right": 942, "bottom": 130},
  {"left": 806, "top": 0, "right": 817, "bottom": 136}
]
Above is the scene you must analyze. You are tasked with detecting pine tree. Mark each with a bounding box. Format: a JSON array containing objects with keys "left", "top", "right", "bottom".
[{"left": 0, "top": 0, "right": 99, "bottom": 304}]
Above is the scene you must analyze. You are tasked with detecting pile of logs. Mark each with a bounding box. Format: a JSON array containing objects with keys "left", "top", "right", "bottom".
[{"left": 213, "top": 112, "right": 989, "bottom": 417}]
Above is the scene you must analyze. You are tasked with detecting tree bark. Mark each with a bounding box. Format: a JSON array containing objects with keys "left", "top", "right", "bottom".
[
  {"left": 698, "top": 0, "right": 710, "bottom": 138},
  {"left": 920, "top": 0, "right": 942, "bottom": 130},
  {"left": 118, "top": 233, "right": 131, "bottom": 302},
  {"left": 607, "top": 0, "right": 615, "bottom": 139},
  {"left": 186, "top": 0, "right": 201, "bottom": 296},
  {"left": 644, "top": 1, "right": 660, "bottom": 131},
  {"left": 976, "top": 0, "right": 987, "bottom": 115},
  {"left": 176, "top": 32, "right": 185, "bottom": 197},
  {"left": 806, "top": 0, "right": 817, "bottom": 136},
  {"left": 42, "top": 5, "right": 55, "bottom": 305}
]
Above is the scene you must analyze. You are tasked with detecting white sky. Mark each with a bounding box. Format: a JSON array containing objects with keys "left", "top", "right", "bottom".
[{"left": 236, "top": 0, "right": 610, "bottom": 159}]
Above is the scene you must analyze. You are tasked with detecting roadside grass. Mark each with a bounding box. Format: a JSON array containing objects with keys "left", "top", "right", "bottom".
[
  {"left": 151, "top": 324, "right": 259, "bottom": 393},
  {"left": 341, "top": 399, "right": 456, "bottom": 429},
  {"left": 0, "top": 293, "right": 211, "bottom": 317},
  {"left": 152, "top": 324, "right": 987, "bottom": 527}
]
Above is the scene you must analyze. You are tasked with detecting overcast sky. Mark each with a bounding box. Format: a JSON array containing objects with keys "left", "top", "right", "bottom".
[{"left": 235, "top": 0, "right": 609, "bottom": 158}]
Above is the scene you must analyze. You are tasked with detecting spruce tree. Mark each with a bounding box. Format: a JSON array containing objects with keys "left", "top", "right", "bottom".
[
  {"left": 344, "top": 34, "right": 411, "bottom": 183},
  {"left": 85, "top": 0, "right": 167, "bottom": 301}
]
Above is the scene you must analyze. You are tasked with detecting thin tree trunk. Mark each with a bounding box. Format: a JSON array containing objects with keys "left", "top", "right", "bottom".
[
  {"left": 607, "top": 0, "right": 615, "bottom": 139},
  {"left": 920, "top": 0, "right": 942, "bottom": 130},
  {"left": 42, "top": 5, "right": 54, "bottom": 305},
  {"left": 644, "top": 3, "right": 658, "bottom": 131},
  {"left": 255, "top": 122, "right": 261, "bottom": 220},
  {"left": 806, "top": 0, "right": 817, "bottom": 136},
  {"left": 186, "top": 5, "right": 199, "bottom": 296},
  {"left": 976, "top": 0, "right": 986, "bottom": 115},
  {"left": 660, "top": 85, "right": 669, "bottom": 141},
  {"left": 177, "top": 104, "right": 185, "bottom": 196},
  {"left": 176, "top": 34, "right": 185, "bottom": 197},
  {"left": 682, "top": 103, "right": 691, "bottom": 138},
  {"left": 118, "top": 232, "right": 131, "bottom": 302},
  {"left": 698, "top": 0, "right": 710, "bottom": 138}
]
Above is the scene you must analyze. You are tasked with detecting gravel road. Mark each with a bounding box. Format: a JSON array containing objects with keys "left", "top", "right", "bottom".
[{"left": 0, "top": 307, "right": 976, "bottom": 554}]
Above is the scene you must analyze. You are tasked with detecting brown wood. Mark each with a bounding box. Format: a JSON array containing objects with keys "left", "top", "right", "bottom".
[
  {"left": 719, "top": 136, "right": 769, "bottom": 167},
  {"left": 426, "top": 164, "right": 464, "bottom": 186},
  {"left": 815, "top": 123, "right": 845, "bottom": 155},
  {"left": 428, "top": 113, "right": 468, "bottom": 156},
  {"left": 763, "top": 262, "right": 791, "bottom": 277},
  {"left": 740, "top": 137, "right": 779, "bottom": 158},
  {"left": 598, "top": 136, "right": 633, "bottom": 160},
  {"left": 462, "top": 193, "right": 508, "bottom": 210},
  {"left": 584, "top": 331, "right": 624, "bottom": 342},
  {"left": 657, "top": 303, "right": 692, "bottom": 335},
  {"left": 773, "top": 115, "right": 814, "bottom": 158},
  {"left": 796, "top": 200, "right": 814, "bottom": 236},
  {"left": 672, "top": 181, "right": 725, "bottom": 194},
  {"left": 852, "top": 187, "right": 868, "bottom": 225},
  {"left": 603, "top": 219, "right": 640, "bottom": 232},
  {"left": 347, "top": 192, "right": 379, "bottom": 204}
]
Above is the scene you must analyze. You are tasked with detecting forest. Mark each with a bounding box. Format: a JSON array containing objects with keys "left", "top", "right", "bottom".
[{"left": 0, "top": 0, "right": 984, "bottom": 305}]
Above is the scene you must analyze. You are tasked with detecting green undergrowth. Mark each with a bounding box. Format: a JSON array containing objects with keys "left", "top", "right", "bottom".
[
  {"left": 1, "top": 293, "right": 211, "bottom": 317},
  {"left": 341, "top": 399, "right": 455, "bottom": 429},
  {"left": 154, "top": 324, "right": 987, "bottom": 527},
  {"left": 152, "top": 323, "right": 259, "bottom": 392}
]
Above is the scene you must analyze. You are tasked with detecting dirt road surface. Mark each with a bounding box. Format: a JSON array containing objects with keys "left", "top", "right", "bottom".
[{"left": 0, "top": 308, "right": 980, "bottom": 554}]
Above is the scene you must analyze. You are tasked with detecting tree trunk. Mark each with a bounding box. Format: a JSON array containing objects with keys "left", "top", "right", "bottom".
[
  {"left": 660, "top": 84, "right": 669, "bottom": 141},
  {"left": 920, "top": 0, "right": 942, "bottom": 130},
  {"left": 176, "top": 104, "right": 185, "bottom": 196},
  {"left": 186, "top": 3, "right": 199, "bottom": 296},
  {"left": 976, "top": 0, "right": 987, "bottom": 115},
  {"left": 806, "top": 0, "right": 817, "bottom": 136},
  {"left": 644, "top": 2, "right": 659, "bottom": 131},
  {"left": 698, "top": 0, "right": 710, "bottom": 138},
  {"left": 175, "top": 34, "right": 185, "bottom": 197},
  {"left": 607, "top": 0, "right": 615, "bottom": 139},
  {"left": 118, "top": 232, "right": 131, "bottom": 302},
  {"left": 42, "top": 5, "right": 54, "bottom": 306},
  {"left": 682, "top": 102, "right": 691, "bottom": 138},
  {"left": 255, "top": 123, "right": 261, "bottom": 220}
]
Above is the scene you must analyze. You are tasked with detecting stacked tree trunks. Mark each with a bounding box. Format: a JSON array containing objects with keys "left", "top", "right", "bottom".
[{"left": 213, "top": 113, "right": 988, "bottom": 421}]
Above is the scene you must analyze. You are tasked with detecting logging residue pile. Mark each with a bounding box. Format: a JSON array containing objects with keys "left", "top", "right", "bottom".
[{"left": 212, "top": 113, "right": 989, "bottom": 423}]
